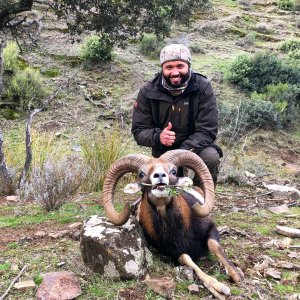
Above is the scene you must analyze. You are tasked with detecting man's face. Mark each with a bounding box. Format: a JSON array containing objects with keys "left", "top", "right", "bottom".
[{"left": 162, "top": 61, "right": 189, "bottom": 87}]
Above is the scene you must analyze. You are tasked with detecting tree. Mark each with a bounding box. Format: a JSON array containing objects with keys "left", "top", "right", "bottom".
[
  {"left": 50, "top": 0, "right": 211, "bottom": 45},
  {"left": 0, "top": 0, "right": 34, "bottom": 31}
]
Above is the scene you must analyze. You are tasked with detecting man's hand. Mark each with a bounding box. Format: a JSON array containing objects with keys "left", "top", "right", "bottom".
[{"left": 160, "top": 122, "right": 176, "bottom": 146}]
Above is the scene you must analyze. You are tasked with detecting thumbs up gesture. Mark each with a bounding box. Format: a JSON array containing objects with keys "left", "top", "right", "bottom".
[{"left": 160, "top": 122, "right": 176, "bottom": 146}]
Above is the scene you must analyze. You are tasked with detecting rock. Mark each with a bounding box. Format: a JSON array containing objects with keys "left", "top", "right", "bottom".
[
  {"left": 143, "top": 276, "right": 175, "bottom": 299},
  {"left": 276, "top": 226, "right": 300, "bottom": 238},
  {"left": 6, "top": 195, "right": 19, "bottom": 202},
  {"left": 264, "top": 268, "right": 281, "bottom": 280},
  {"left": 14, "top": 280, "right": 36, "bottom": 290},
  {"left": 268, "top": 204, "right": 289, "bottom": 214},
  {"left": 188, "top": 283, "right": 201, "bottom": 294},
  {"left": 68, "top": 222, "right": 82, "bottom": 229},
  {"left": 34, "top": 231, "right": 47, "bottom": 238},
  {"left": 36, "top": 271, "right": 82, "bottom": 300},
  {"left": 80, "top": 216, "right": 152, "bottom": 280},
  {"left": 69, "top": 230, "right": 81, "bottom": 240},
  {"left": 175, "top": 266, "right": 195, "bottom": 282},
  {"left": 263, "top": 183, "right": 300, "bottom": 200},
  {"left": 49, "top": 230, "right": 69, "bottom": 239}
]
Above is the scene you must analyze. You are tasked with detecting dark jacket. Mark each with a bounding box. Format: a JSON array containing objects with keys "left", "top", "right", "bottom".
[{"left": 132, "top": 71, "right": 222, "bottom": 158}]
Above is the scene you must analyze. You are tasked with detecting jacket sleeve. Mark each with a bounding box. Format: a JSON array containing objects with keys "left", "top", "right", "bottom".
[
  {"left": 131, "top": 88, "right": 161, "bottom": 147},
  {"left": 179, "top": 80, "right": 219, "bottom": 151}
]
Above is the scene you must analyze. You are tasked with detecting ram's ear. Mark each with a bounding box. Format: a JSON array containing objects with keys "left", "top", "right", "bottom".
[
  {"left": 176, "top": 177, "right": 193, "bottom": 187},
  {"left": 124, "top": 183, "right": 141, "bottom": 194}
]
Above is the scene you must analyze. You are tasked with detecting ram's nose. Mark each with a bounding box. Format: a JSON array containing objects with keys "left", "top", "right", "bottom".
[{"left": 153, "top": 172, "right": 167, "bottom": 182}]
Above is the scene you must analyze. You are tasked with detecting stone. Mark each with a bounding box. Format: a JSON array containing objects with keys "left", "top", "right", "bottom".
[
  {"left": 143, "top": 276, "right": 175, "bottom": 299},
  {"left": 188, "top": 283, "right": 201, "bottom": 294},
  {"left": 263, "top": 183, "right": 300, "bottom": 200},
  {"left": 268, "top": 204, "right": 289, "bottom": 214},
  {"left": 14, "top": 280, "right": 36, "bottom": 290},
  {"left": 68, "top": 222, "right": 82, "bottom": 229},
  {"left": 36, "top": 271, "right": 82, "bottom": 300},
  {"left": 34, "top": 231, "right": 47, "bottom": 238},
  {"left": 6, "top": 195, "right": 19, "bottom": 202},
  {"left": 80, "top": 216, "right": 152, "bottom": 280},
  {"left": 49, "top": 230, "right": 69, "bottom": 239}
]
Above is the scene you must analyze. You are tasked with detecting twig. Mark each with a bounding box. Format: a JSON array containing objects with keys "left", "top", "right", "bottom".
[
  {"left": 0, "top": 264, "right": 28, "bottom": 300},
  {"left": 217, "top": 191, "right": 273, "bottom": 198},
  {"left": 289, "top": 245, "right": 300, "bottom": 249}
]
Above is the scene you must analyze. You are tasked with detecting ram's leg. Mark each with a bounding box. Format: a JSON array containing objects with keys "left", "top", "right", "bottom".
[
  {"left": 178, "top": 253, "right": 230, "bottom": 300},
  {"left": 207, "top": 238, "right": 244, "bottom": 283}
]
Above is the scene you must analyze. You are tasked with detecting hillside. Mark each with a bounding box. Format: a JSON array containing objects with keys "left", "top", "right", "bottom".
[{"left": 0, "top": 0, "right": 300, "bottom": 299}]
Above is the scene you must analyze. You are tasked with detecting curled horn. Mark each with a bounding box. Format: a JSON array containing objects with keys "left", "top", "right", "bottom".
[
  {"left": 160, "top": 149, "right": 215, "bottom": 217},
  {"left": 102, "top": 154, "right": 150, "bottom": 225}
]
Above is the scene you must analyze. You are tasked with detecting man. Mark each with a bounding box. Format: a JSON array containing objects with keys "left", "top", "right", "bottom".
[{"left": 131, "top": 44, "right": 222, "bottom": 186}]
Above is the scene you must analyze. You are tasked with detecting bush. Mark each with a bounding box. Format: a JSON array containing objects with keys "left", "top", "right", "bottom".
[
  {"left": 139, "top": 34, "right": 164, "bottom": 59},
  {"left": 277, "top": 0, "right": 294, "bottom": 10},
  {"left": 81, "top": 129, "right": 126, "bottom": 192},
  {"left": 226, "top": 52, "right": 300, "bottom": 92},
  {"left": 3, "top": 41, "right": 19, "bottom": 73},
  {"left": 5, "top": 67, "right": 48, "bottom": 110},
  {"left": 80, "top": 34, "right": 113, "bottom": 63},
  {"left": 251, "top": 83, "right": 300, "bottom": 129},
  {"left": 19, "top": 155, "right": 87, "bottom": 211},
  {"left": 218, "top": 99, "right": 281, "bottom": 142},
  {"left": 279, "top": 38, "right": 300, "bottom": 53}
]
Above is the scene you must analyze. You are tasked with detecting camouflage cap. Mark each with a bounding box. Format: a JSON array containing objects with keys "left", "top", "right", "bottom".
[{"left": 160, "top": 44, "right": 191, "bottom": 66}]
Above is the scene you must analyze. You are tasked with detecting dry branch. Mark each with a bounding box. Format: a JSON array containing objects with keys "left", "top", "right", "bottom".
[
  {"left": 0, "top": 129, "right": 14, "bottom": 194},
  {"left": 18, "top": 74, "right": 77, "bottom": 186},
  {"left": 0, "top": 264, "right": 28, "bottom": 300}
]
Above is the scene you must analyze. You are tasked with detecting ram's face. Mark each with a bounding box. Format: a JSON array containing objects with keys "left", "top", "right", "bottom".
[{"left": 138, "top": 160, "right": 178, "bottom": 198}]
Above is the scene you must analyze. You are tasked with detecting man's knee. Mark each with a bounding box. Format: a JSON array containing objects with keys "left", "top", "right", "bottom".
[
  {"left": 195, "top": 147, "right": 221, "bottom": 186},
  {"left": 198, "top": 147, "right": 221, "bottom": 168}
]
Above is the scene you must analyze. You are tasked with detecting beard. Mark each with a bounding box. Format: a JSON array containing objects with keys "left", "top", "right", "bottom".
[{"left": 163, "top": 69, "right": 191, "bottom": 88}]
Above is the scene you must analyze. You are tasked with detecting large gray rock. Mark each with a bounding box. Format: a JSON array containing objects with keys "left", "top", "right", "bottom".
[{"left": 80, "top": 215, "right": 152, "bottom": 280}]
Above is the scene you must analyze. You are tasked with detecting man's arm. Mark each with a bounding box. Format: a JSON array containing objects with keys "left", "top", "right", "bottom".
[
  {"left": 131, "top": 89, "right": 161, "bottom": 147},
  {"left": 179, "top": 81, "right": 219, "bottom": 151}
]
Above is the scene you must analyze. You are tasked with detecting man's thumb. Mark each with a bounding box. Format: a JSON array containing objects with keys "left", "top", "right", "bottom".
[{"left": 166, "top": 122, "right": 172, "bottom": 130}]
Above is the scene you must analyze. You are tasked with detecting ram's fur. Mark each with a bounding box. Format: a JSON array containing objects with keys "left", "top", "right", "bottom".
[{"left": 102, "top": 150, "right": 243, "bottom": 299}]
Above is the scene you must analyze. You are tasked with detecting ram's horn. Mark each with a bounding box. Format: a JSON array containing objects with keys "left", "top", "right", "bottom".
[
  {"left": 161, "top": 149, "right": 214, "bottom": 217},
  {"left": 102, "top": 154, "right": 150, "bottom": 225}
]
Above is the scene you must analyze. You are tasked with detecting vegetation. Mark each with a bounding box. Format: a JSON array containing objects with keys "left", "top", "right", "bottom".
[
  {"left": 19, "top": 155, "right": 87, "bottom": 211},
  {"left": 81, "top": 129, "right": 127, "bottom": 192},
  {"left": 277, "top": 0, "right": 294, "bottom": 10},
  {"left": 80, "top": 34, "right": 113, "bottom": 63},
  {"left": 139, "top": 34, "right": 164, "bottom": 59},
  {"left": 50, "top": 0, "right": 211, "bottom": 46},
  {"left": 6, "top": 67, "right": 48, "bottom": 111},
  {"left": 226, "top": 52, "right": 300, "bottom": 92}
]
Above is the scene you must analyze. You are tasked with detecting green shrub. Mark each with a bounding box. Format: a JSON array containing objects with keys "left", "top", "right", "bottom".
[
  {"left": 3, "top": 41, "right": 19, "bottom": 73},
  {"left": 80, "top": 34, "right": 113, "bottom": 63},
  {"left": 219, "top": 100, "right": 281, "bottom": 141},
  {"left": 226, "top": 52, "right": 300, "bottom": 92},
  {"left": 279, "top": 39, "right": 300, "bottom": 53},
  {"left": 139, "top": 34, "right": 164, "bottom": 59},
  {"left": 277, "top": 0, "right": 294, "bottom": 10},
  {"left": 6, "top": 67, "right": 48, "bottom": 110},
  {"left": 251, "top": 83, "right": 300, "bottom": 129}
]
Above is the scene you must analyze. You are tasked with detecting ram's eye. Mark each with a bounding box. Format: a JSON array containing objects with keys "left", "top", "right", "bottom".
[
  {"left": 170, "top": 168, "right": 177, "bottom": 176},
  {"left": 139, "top": 171, "right": 146, "bottom": 179}
]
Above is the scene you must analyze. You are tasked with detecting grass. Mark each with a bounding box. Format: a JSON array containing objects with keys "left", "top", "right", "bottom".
[{"left": 0, "top": 201, "right": 103, "bottom": 228}]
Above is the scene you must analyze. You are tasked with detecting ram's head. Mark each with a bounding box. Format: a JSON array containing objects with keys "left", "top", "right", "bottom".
[{"left": 102, "top": 150, "right": 215, "bottom": 225}]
